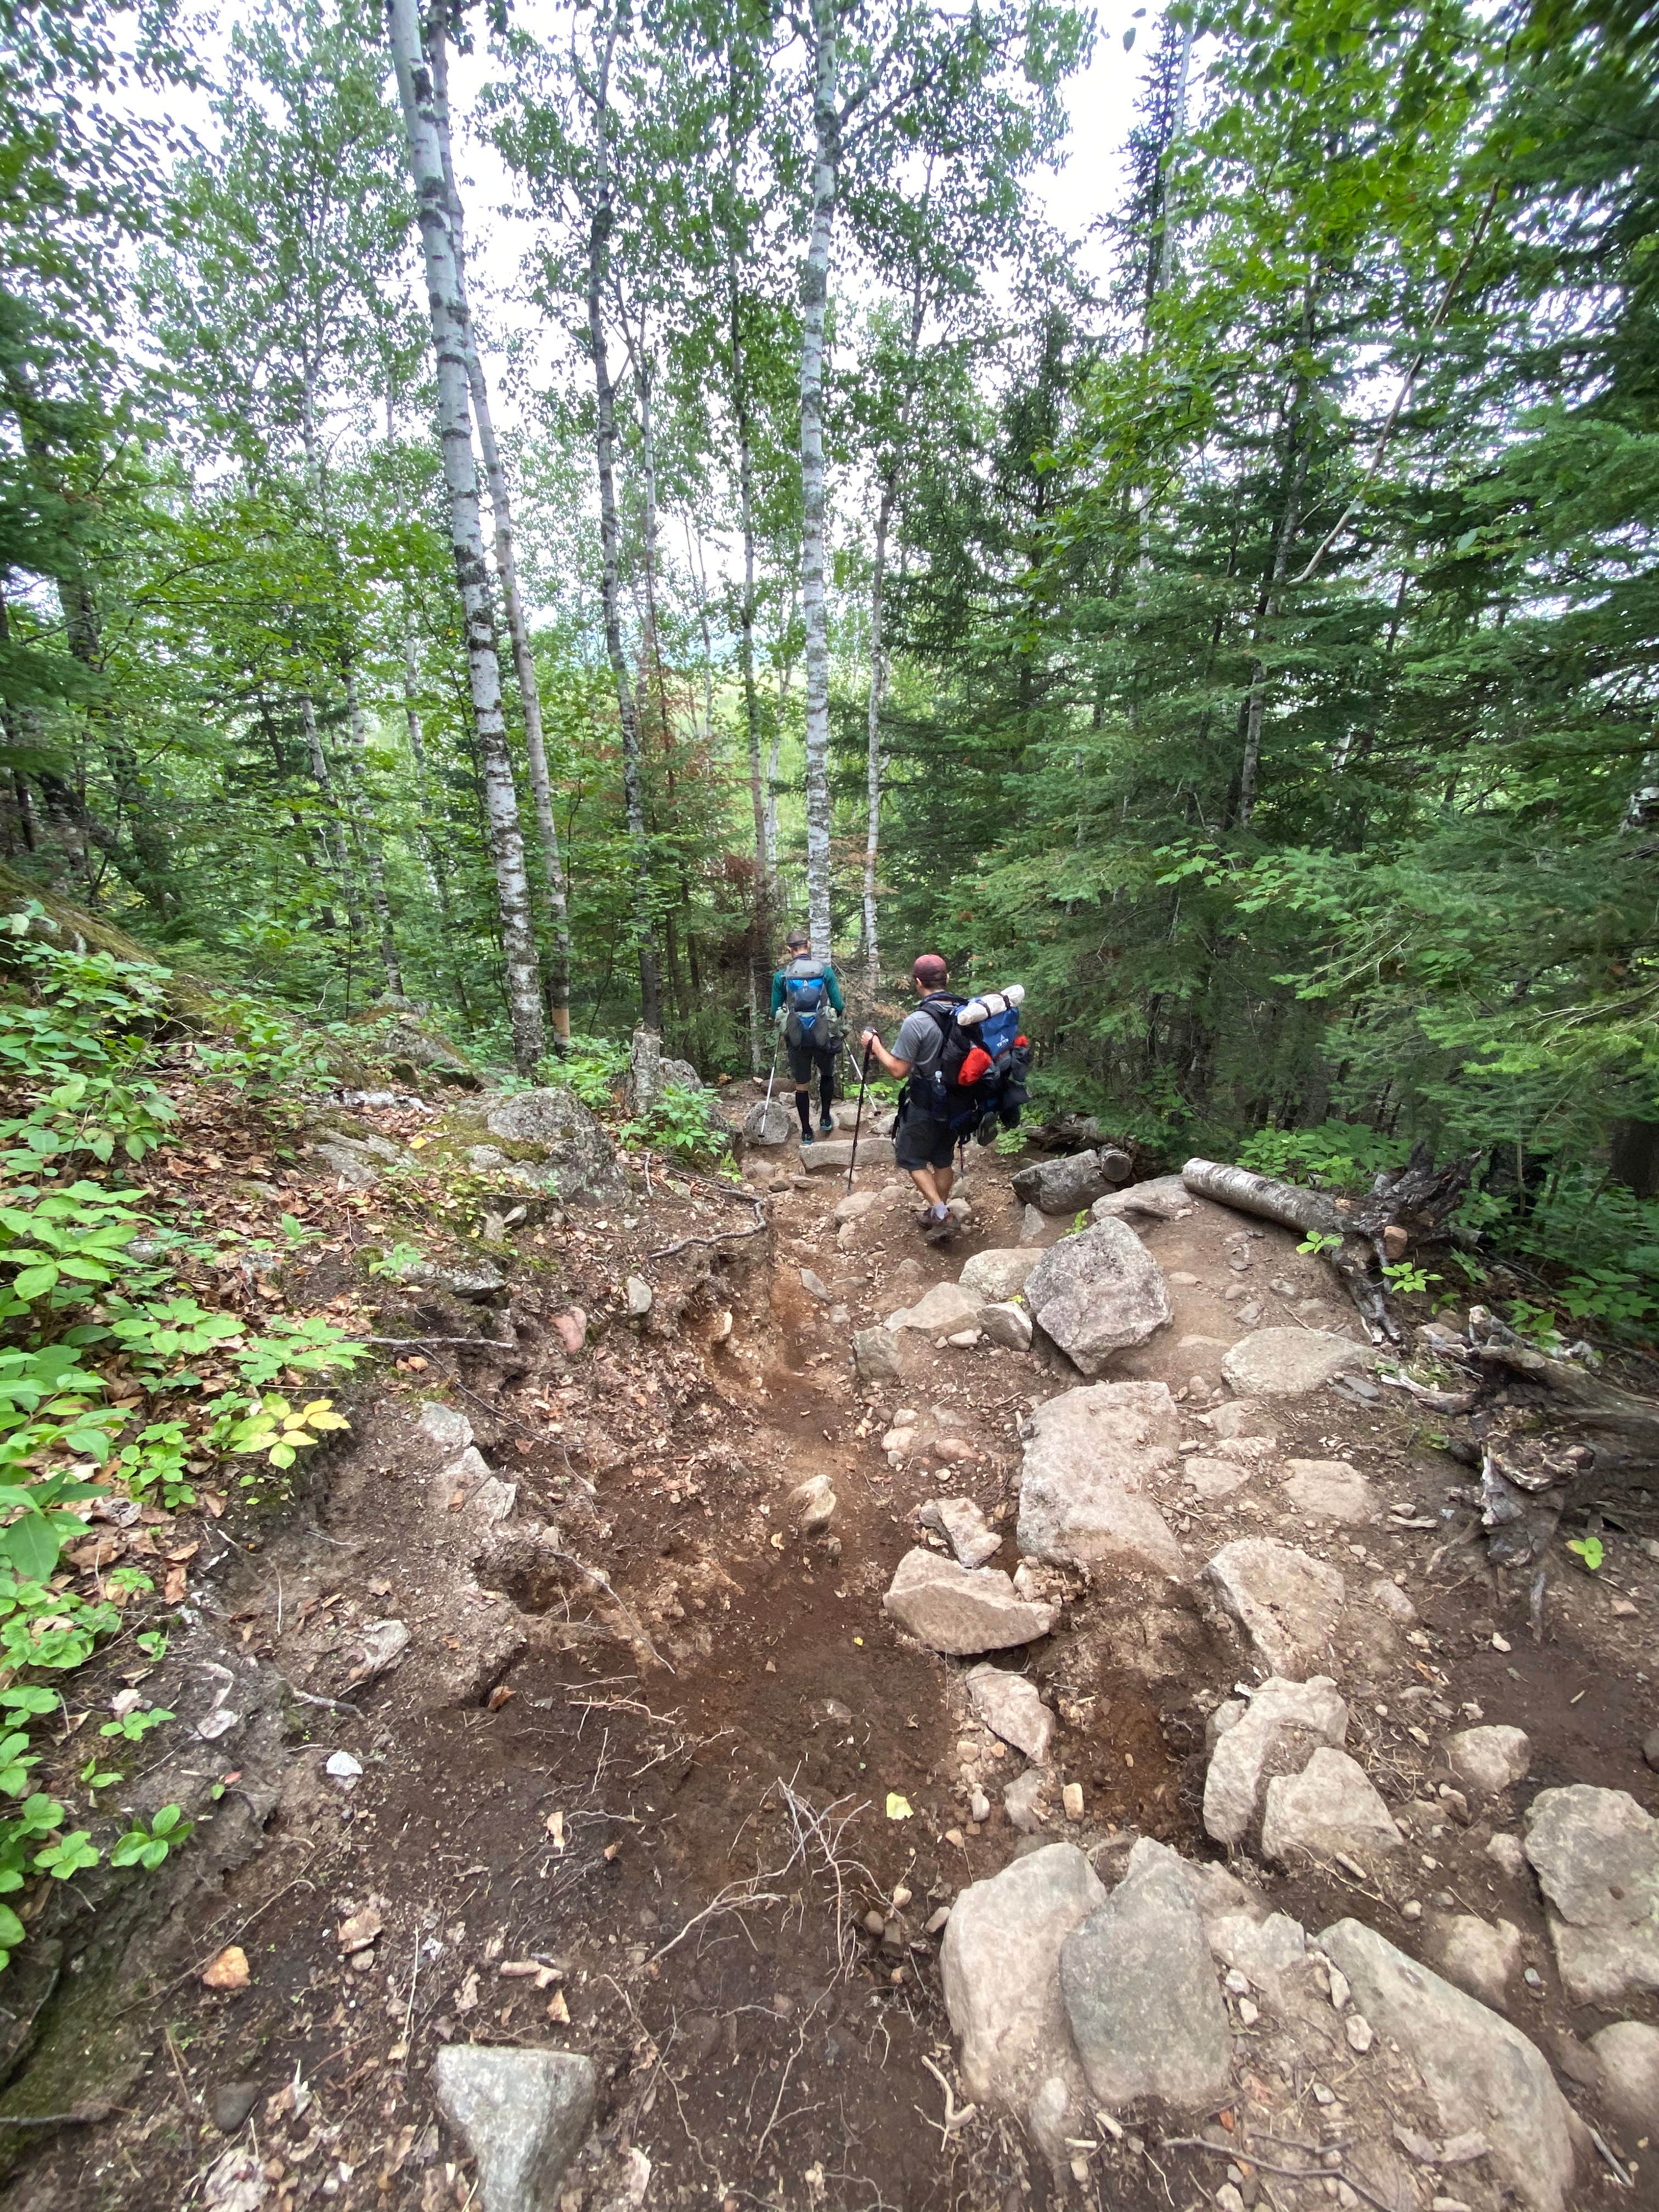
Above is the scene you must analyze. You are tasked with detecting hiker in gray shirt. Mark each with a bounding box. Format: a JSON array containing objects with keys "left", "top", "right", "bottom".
[{"left": 861, "top": 952, "right": 961, "bottom": 1240}]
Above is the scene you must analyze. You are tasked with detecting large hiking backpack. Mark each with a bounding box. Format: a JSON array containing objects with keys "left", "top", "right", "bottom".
[
  {"left": 915, "top": 986, "right": 1032, "bottom": 1138},
  {"left": 779, "top": 957, "right": 842, "bottom": 1048}
]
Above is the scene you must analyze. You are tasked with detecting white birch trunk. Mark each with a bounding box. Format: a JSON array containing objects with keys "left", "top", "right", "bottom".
[
  {"left": 387, "top": 0, "right": 544, "bottom": 1070},
  {"left": 861, "top": 471, "right": 894, "bottom": 998},
  {"left": 430, "top": 24, "right": 571, "bottom": 1041},
  {"left": 731, "top": 257, "right": 771, "bottom": 1073},
  {"left": 582, "top": 15, "right": 662, "bottom": 1032},
  {"left": 798, "top": 0, "right": 839, "bottom": 961}
]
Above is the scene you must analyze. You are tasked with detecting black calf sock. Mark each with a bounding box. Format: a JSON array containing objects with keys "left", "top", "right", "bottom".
[{"left": 795, "top": 1089, "right": 811, "bottom": 1136}]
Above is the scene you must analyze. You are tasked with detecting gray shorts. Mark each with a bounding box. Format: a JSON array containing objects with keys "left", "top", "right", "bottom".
[{"left": 894, "top": 1103, "right": 955, "bottom": 1171}]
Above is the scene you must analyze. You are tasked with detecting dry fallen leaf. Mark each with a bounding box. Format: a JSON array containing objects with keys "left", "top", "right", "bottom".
[
  {"left": 163, "top": 1564, "right": 188, "bottom": 1604},
  {"left": 486, "top": 1684, "right": 515, "bottom": 1712},
  {"left": 545, "top": 1988, "right": 571, "bottom": 2024},
  {"left": 336, "top": 1903, "right": 384, "bottom": 1954},
  {"left": 201, "top": 1945, "right": 250, "bottom": 1991},
  {"left": 454, "top": 1969, "right": 480, "bottom": 2014}
]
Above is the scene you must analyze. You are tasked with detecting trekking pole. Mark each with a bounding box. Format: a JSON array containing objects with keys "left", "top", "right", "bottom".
[
  {"left": 846, "top": 1040, "right": 876, "bottom": 1193},
  {"left": 762, "top": 1030, "right": 780, "bottom": 1121}
]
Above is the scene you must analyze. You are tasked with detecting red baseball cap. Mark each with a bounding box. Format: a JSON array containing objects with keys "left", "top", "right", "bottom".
[{"left": 912, "top": 953, "right": 949, "bottom": 988}]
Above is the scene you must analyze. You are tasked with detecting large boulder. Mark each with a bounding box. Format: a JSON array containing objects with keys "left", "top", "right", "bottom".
[
  {"left": 1059, "top": 1840, "right": 1232, "bottom": 2111},
  {"left": 942, "top": 1844, "right": 1105, "bottom": 2145},
  {"left": 1589, "top": 2020, "right": 1659, "bottom": 2135},
  {"left": 800, "top": 1136, "right": 895, "bottom": 1175},
  {"left": 888, "top": 1280, "right": 986, "bottom": 1337},
  {"left": 1220, "top": 1329, "right": 1377, "bottom": 1396},
  {"left": 1024, "top": 1220, "right": 1173, "bottom": 1375},
  {"left": 1523, "top": 1785, "right": 1659, "bottom": 2005},
  {"left": 377, "top": 1015, "right": 479, "bottom": 1090},
  {"left": 1320, "top": 1920, "right": 1577, "bottom": 2212},
  {"left": 1260, "top": 1748, "right": 1403, "bottom": 1865},
  {"left": 743, "top": 1098, "right": 794, "bottom": 1146},
  {"left": 1205, "top": 1538, "right": 1346, "bottom": 1678},
  {"left": 484, "top": 1087, "right": 623, "bottom": 1203},
  {"left": 959, "top": 1247, "right": 1041, "bottom": 1302},
  {"left": 966, "top": 1664, "right": 1055, "bottom": 1762},
  {"left": 1015, "top": 1381, "right": 1183, "bottom": 1580},
  {"left": 1426, "top": 1913, "right": 1522, "bottom": 2012},
  {"left": 1012, "top": 1149, "right": 1131, "bottom": 1215},
  {"left": 1090, "top": 1175, "right": 1194, "bottom": 1224},
  {"left": 433, "top": 2046, "right": 596, "bottom": 2212},
  {"left": 1203, "top": 1675, "right": 1348, "bottom": 1847},
  {"left": 883, "top": 1548, "right": 1058, "bottom": 1655}
]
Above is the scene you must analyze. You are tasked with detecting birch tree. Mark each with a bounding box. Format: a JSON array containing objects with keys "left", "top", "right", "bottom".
[{"left": 386, "top": 0, "right": 545, "bottom": 1069}]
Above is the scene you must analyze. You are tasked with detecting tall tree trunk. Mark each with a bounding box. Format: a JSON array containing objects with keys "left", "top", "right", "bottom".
[
  {"left": 860, "top": 468, "right": 894, "bottom": 998},
  {"left": 428, "top": 25, "right": 571, "bottom": 1043},
  {"left": 729, "top": 245, "right": 772, "bottom": 1072},
  {"left": 798, "top": 0, "right": 839, "bottom": 960},
  {"left": 1235, "top": 294, "right": 1317, "bottom": 828},
  {"left": 580, "top": 12, "right": 662, "bottom": 1031},
  {"left": 387, "top": 0, "right": 544, "bottom": 1071},
  {"left": 300, "top": 695, "right": 359, "bottom": 945},
  {"left": 342, "top": 663, "right": 405, "bottom": 997}
]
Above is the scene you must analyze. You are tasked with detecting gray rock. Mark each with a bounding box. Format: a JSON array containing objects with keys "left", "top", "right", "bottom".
[
  {"left": 1025, "top": 1220, "right": 1173, "bottom": 1373},
  {"left": 979, "top": 1300, "right": 1033, "bottom": 1352},
  {"left": 743, "top": 1099, "right": 794, "bottom": 1146},
  {"left": 834, "top": 1190, "right": 878, "bottom": 1223},
  {"left": 1220, "top": 1329, "right": 1378, "bottom": 1397},
  {"left": 1487, "top": 1832, "right": 1527, "bottom": 1880},
  {"left": 1018, "top": 1204, "right": 1047, "bottom": 1245},
  {"left": 433, "top": 2045, "right": 597, "bottom": 2212},
  {"left": 1205, "top": 1539, "right": 1346, "bottom": 1679},
  {"left": 1368, "top": 1577, "right": 1417, "bottom": 1625},
  {"left": 1282, "top": 1459, "right": 1378, "bottom": 1524},
  {"left": 800, "top": 1136, "right": 895, "bottom": 1175},
  {"left": 624, "top": 1275, "right": 653, "bottom": 1317},
  {"left": 888, "top": 1280, "right": 985, "bottom": 1337},
  {"left": 1004, "top": 1765, "right": 1058, "bottom": 1832},
  {"left": 1012, "top": 1149, "right": 1128, "bottom": 1215},
  {"left": 1059, "top": 1839, "right": 1232, "bottom": 2111},
  {"left": 1015, "top": 1381, "right": 1184, "bottom": 1580},
  {"left": 799, "top": 1267, "right": 833, "bottom": 1304},
  {"left": 883, "top": 1548, "right": 1058, "bottom": 1656},
  {"left": 966, "top": 1665, "right": 1055, "bottom": 1762},
  {"left": 210, "top": 2081, "right": 260, "bottom": 2135},
  {"left": 484, "top": 1087, "right": 623, "bottom": 1203},
  {"left": 348, "top": 1617, "right": 411, "bottom": 1684},
  {"left": 919, "top": 1497, "right": 1001, "bottom": 1570},
  {"left": 419, "top": 1402, "right": 473, "bottom": 1455},
  {"left": 660, "top": 1055, "right": 702, "bottom": 1091},
  {"left": 377, "top": 1017, "right": 478, "bottom": 1088},
  {"left": 1320, "top": 1920, "right": 1576, "bottom": 2212},
  {"left": 399, "top": 1258, "right": 507, "bottom": 1301},
  {"left": 1203, "top": 1675, "right": 1348, "bottom": 1848},
  {"left": 1090, "top": 1175, "right": 1194, "bottom": 1224},
  {"left": 960, "top": 1248, "right": 1041, "bottom": 1302},
  {"left": 1523, "top": 1784, "right": 1659, "bottom": 2005},
  {"left": 790, "top": 1474, "right": 837, "bottom": 1533},
  {"left": 1589, "top": 2021, "right": 1659, "bottom": 2134},
  {"left": 311, "top": 1138, "right": 381, "bottom": 1188},
  {"left": 941, "top": 1844, "right": 1105, "bottom": 2132},
  {"left": 1261, "top": 1748, "right": 1403, "bottom": 1865},
  {"left": 1644, "top": 1726, "right": 1659, "bottom": 1773},
  {"left": 852, "top": 1327, "right": 904, "bottom": 1387},
  {"left": 1427, "top": 1914, "right": 1522, "bottom": 2011},
  {"left": 1183, "top": 1457, "right": 1253, "bottom": 1500},
  {"left": 1446, "top": 1725, "right": 1530, "bottom": 1797},
  {"left": 1206, "top": 1398, "right": 1274, "bottom": 1441}
]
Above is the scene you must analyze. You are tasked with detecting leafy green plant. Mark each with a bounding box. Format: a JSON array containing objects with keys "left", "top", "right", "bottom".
[
  {"left": 0, "top": 1182, "right": 155, "bottom": 1313},
  {"left": 365, "top": 1238, "right": 425, "bottom": 1278},
  {"left": 211, "top": 1391, "right": 349, "bottom": 1472},
  {"left": 1508, "top": 1300, "right": 1566, "bottom": 1352},
  {"left": 621, "top": 1081, "right": 729, "bottom": 1165},
  {"left": 1297, "top": 1229, "right": 1344, "bottom": 1256},
  {"left": 109, "top": 1803, "right": 191, "bottom": 1870},
  {"left": 1239, "top": 1121, "right": 1412, "bottom": 1195},
  {"left": 1383, "top": 1260, "right": 1440, "bottom": 1297},
  {"left": 1567, "top": 1534, "right": 1604, "bottom": 1572},
  {"left": 99, "top": 1705, "right": 173, "bottom": 1742},
  {"left": 540, "top": 1033, "right": 628, "bottom": 1110}
]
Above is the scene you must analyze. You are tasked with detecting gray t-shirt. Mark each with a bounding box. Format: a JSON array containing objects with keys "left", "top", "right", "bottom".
[{"left": 894, "top": 1000, "right": 954, "bottom": 1076}]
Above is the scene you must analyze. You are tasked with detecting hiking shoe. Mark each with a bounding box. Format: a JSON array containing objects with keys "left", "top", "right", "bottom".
[
  {"left": 819, "top": 1113, "right": 835, "bottom": 1133},
  {"left": 975, "top": 1111, "right": 999, "bottom": 1147},
  {"left": 924, "top": 1215, "right": 959, "bottom": 1244},
  {"left": 800, "top": 1128, "right": 815, "bottom": 1146}
]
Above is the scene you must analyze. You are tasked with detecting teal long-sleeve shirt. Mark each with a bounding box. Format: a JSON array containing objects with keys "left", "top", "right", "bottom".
[{"left": 771, "top": 963, "right": 845, "bottom": 1018}]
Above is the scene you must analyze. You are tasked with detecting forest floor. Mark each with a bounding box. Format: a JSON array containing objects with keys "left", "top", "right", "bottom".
[{"left": 0, "top": 1078, "right": 1654, "bottom": 2212}]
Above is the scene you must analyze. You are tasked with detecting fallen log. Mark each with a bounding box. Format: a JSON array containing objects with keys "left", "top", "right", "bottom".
[{"left": 1182, "top": 1145, "right": 1481, "bottom": 1343}]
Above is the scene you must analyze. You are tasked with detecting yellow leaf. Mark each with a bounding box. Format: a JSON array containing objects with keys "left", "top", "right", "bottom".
[{"left": 885, "top": 1793, "right": 913, "bottom": 1821}]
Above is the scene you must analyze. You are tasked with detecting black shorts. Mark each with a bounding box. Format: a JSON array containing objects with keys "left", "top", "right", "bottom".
[
  {"left": 894, "top": 1103, "right": 955, "bottom": 1171},
  {"left": 786, "top": 1039, "right": 838, "bottom": 1085}
]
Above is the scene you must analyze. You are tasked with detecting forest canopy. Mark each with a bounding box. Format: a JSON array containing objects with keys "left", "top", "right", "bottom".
[{"left": 1, "top": 0, "right": 1655, "bottom": 1329}]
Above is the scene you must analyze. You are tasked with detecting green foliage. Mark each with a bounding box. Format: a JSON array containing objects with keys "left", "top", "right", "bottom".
[
  {"left": 1297, "top": 1230, "right": 1343, "bottom": 1257},
  {"left": 541, "top": 1035, "right": 628, "bottom": 1111},
  {"left": 1383, "top": 1260, "right": 1438, "bottom": 1299},
  {"left": 1240, "top": 1124, "right": 1411, "bottom": 1196},
  {"left": 109, "top": 1803, "right": 190, "bottom": 1871},
  {"left": 1567, "top": 1535, "right": 1605, "bottom": 1573},
  {"left": 621, "top": 1082, "right": 730, "bottom": 1165}
]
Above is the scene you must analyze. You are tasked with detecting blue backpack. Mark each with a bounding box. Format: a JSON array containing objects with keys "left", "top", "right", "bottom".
[{"left": 780, "top": 961, "right": 841, "bottom": 1047}]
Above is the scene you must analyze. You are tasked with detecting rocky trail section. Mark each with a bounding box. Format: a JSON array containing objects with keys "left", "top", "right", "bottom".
[{"left": 5, "top": 1075, "right": 1658, "bottom": 2212}]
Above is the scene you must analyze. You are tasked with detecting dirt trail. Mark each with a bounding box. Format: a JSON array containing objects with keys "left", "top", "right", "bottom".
[{"left": 4, "top": 1098, "right": 1657, "bottom": 2212}]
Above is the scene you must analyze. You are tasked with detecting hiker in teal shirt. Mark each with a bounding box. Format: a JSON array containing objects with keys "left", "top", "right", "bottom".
[{"left": 771, "top": 929, "right": 845, "bottom": 1142}]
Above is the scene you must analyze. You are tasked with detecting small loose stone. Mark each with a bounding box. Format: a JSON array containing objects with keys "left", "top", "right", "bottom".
[{"left": 1345, "top": 2014, "right": 1374, "bottom": 2053}]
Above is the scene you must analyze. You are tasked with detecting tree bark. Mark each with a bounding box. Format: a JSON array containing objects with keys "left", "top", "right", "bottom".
[
  {"left": 728, "top": 242, "right": 772, "bottom": 1071},
  {"left": 798, "top": 0, "right": 839, "bottom": 960},
  {"left": 386, "top": 0, "right": 544, "bottom": 1071},
  {"left": 580, "top": 9, "right": 662, "bottom": 1032},
  {"left": 860, "top": 466, "right": 894, "bottom": 997},
  {"left": 428, "top": 23, "right": 571, "bottom": 1042},
  {"left": 300, "top": 695, "right": 359, "bottom": 945},
  {"left": 400, "top": 625, "right": 470, "bottom": 1016},
  {"left": 342, "top": 663, "right": 405, "bottom": 997}
]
